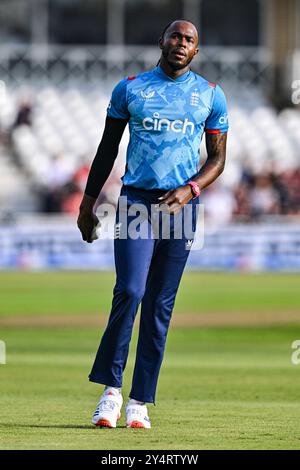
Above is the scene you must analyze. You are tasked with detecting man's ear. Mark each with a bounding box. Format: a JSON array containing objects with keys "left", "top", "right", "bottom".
[
  {"left": 158, "top": 37, "right": 164, "bottom": 50},
  {"left": 194, "top": 48, "right": 199, "bottom": 57}
]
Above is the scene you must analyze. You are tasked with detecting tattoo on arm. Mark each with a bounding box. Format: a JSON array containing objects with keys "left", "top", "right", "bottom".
[
  {"left": 192, "top": 132, "right": 227, "bottom": 189},
  {"left": 205, "top": 132, "right": 227, "bottom": 159}
]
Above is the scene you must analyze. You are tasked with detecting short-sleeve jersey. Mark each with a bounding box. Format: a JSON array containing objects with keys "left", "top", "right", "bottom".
[{"left": 107, "top": 65, "right": 228, "bottom": 190}]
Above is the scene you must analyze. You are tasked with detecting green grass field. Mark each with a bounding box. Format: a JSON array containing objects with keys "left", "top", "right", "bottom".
[{"left": 0, "top": 272, "right": 300, "bottom": 450}]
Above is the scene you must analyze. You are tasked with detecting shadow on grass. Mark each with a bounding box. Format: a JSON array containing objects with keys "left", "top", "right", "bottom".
[{"left": 0, "top": 423, "right": 127, "bottom": 430}]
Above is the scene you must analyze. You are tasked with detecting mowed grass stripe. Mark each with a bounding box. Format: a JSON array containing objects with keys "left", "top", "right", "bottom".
[
  {"left": 1, "top": 310, "right": 300, "bottom": 328},
  {"left": 0, "top": 326, "right": 300, "bottom": 449},
  {"left": 0, "top": 272, "right": 300, "bottom": 316}
]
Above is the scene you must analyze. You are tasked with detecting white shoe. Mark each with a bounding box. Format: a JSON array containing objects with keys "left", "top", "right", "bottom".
[
  {"left": 92, "top": 387, "right": 123, "bottom": 428},
  {"left": 126, "top": 399, "right": 151, "bottom": 429}
]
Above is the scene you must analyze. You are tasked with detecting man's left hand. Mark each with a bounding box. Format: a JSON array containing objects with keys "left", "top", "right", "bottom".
[{"left": 158, "top": 185, "right": 193, "bottom": 214}]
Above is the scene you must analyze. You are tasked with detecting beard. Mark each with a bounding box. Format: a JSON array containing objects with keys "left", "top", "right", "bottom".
[{"left": 162, "top": 47, "right": 194, "bottom": 70}]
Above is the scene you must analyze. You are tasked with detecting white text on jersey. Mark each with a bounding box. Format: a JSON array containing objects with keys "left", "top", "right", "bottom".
[{"left": 142, "top": 112, "right": 195, "bottom": 135}]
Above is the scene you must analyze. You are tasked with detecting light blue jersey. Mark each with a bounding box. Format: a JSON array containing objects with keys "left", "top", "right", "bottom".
[{"left": 107, "top": 65, "right": 229, "bottom": 190}]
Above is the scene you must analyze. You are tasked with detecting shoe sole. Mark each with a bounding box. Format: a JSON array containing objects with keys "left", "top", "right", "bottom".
[
  {"left": 94, "top": 413, "right": 121, "bottom": 428},
  {"left": 127, "top": 420, "right": 149, "bottom": 429},
  {"left": 96, "top": 419, "right": 114, "bottom": 428}
]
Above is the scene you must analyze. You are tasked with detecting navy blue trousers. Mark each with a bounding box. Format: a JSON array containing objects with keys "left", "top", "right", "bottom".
[{"left": 89, "top": 185, "right": 198, "bottom": 403}]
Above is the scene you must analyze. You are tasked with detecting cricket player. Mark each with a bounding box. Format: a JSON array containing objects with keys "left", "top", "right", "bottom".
[{"left": 77, "top": 19, "right": 228, "bottom": 429}]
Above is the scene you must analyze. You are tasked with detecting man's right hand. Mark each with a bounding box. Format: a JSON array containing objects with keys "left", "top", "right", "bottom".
[{"left": 77, "top": 194, "right": 99, "bottom": 243}]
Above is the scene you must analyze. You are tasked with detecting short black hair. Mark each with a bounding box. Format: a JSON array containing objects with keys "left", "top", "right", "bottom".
[{"left": 160, "top": 19, "right": 198, "bottom": 39}]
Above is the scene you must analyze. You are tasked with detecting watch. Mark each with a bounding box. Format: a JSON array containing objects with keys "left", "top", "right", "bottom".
[{"left": 187, "top": 181, "right": 201, "bottom": 198}]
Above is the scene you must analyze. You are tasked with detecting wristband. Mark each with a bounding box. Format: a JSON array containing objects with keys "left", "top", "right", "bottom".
[{"left": 187, "top": 181, "right": 201, "bottom": 198}]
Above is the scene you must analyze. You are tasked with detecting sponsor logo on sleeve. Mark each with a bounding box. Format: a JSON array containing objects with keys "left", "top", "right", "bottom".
[{"left": 219, "top": 113, "right": 228, "bottom": 125}]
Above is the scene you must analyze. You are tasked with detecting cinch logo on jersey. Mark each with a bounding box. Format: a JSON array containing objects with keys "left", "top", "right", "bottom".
[{"left": 142, "top": 112, "right": 195, "bottom": 135}]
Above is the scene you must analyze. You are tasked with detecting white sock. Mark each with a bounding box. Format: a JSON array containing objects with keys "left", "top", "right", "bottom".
[
  {"left": 128, "top": 398, "right": 145, "bottom": 406},
  {"left": 104, "top": 386, "right": 121, "bottom": 395}
]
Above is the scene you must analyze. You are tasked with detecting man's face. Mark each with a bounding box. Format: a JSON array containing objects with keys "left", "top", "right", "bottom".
[{"left": 159, "top": 21, "right": 199, "bottom": 70}]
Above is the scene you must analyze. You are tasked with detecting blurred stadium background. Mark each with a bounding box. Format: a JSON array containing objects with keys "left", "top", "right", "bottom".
[
  {"left": 0, "top": 0, "right": 300, "bottom": 270},
  {"left": 1, "top": 0, "right": 300, "bottom": 450}
]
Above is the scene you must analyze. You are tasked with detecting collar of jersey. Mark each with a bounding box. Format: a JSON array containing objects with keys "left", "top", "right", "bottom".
[{"left": 154, "top": 65, "right": 191, "bottom": 83}]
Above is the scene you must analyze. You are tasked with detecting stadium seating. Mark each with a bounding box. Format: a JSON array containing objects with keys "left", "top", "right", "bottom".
[{"left": 0, "top": 86, "right": 299, "bottom": 218}]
